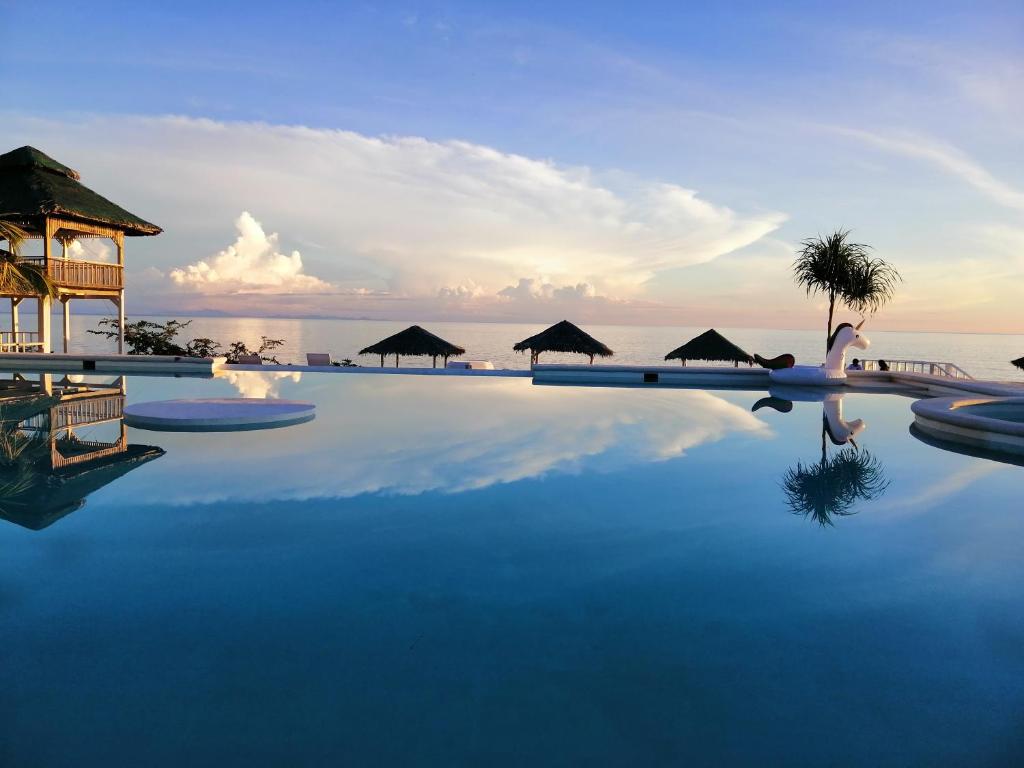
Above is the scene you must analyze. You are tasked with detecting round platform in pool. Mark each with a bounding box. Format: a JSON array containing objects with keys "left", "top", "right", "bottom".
[{"left": 124, "top": 398, "right": 315, "bottom": 432}]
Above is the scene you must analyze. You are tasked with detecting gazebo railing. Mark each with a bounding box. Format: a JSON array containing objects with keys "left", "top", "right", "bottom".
[
  {"left": 862, "top": 359, "right": 973, "bottom": 380},
  {"left": 51, "top": 437, "right": 127, "bottom": 469},
  {"left": 0, "top": 331, "right": 44, "bottom": 352},
  {"left": 21, "top": 256, "right": 123, "bottom": 291}
]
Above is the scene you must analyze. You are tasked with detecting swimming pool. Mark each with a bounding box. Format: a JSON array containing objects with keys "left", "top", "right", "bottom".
[{"left": 2, "top": 370, "right": 1022, "bottom": 766}]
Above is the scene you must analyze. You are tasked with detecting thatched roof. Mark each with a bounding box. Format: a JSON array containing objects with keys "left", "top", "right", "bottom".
[
  {"left": 0, "top": 146, "right": 162, "bottom": 236},
  {"left": 513, "top": 320, "right": 613, "bottom": 361},
  {"left": 665, "top": 329, "right": 753, "bottom": 365},
  {"left": 1013, "top": 356, "right": 1024, "bottom": 371},
  {"left": 359, "top": 325, "right": 465, "bottom": 359}
]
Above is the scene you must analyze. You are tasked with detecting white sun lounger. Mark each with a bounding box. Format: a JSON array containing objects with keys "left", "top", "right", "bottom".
[{"left": 306, "top": 353, "right": 333, "bottom": 366}]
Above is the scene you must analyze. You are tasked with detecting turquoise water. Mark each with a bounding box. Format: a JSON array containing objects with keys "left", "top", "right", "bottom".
[
  {"left": 960, "top": 402, "right": 1024, "bottom": 424},
  {"left": 2, "top": 371, "right": 1023, "bottom": 766}
]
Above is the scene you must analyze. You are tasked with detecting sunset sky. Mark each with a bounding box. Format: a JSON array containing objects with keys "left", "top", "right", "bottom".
[{"left": 2, "top": 1, "right": 1022, "bottom": 332}]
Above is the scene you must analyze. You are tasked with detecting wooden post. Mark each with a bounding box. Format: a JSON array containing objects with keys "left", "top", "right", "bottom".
[
  {"left": 380, "top": 353, "right": 384, "bottom": 368},
  {"left": 115, "top": 234, "right": 125, "bottom": 354},
  {"left": 394, "top": 353, "right": 399, "bottom": 368},
  {"left": 432, "top": 355, "right": 437, "bottom": 368},
  {"left": 62, "top": 297, "right": 71, "bottom": 353},
  {"left": 10, "top": 297, "right": 20, "bottom": 351},
  {"left": 116, "top": 293, "right": 125, "bottom": 354},
  {"left": 39, "top": 219, "right": 53, "bottom": 353},
  {"left": 36, "top": 297, "right": 52, "bottom": 354}
]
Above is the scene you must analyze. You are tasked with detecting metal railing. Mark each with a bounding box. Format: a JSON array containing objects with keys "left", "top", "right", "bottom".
[
  {"left": 0, "top": 331, "right": 44, "bottom": 352},
  {"left": 862, "top": 359, "right": 974, "bottom": 380},
  {"left": 21, "top": 256, "right": 123, "bottom": 291}
]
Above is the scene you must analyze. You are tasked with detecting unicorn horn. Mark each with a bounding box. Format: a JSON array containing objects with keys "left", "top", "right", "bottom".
[{"left": 855, "top": 319, "right": 866, "bottom": 330}]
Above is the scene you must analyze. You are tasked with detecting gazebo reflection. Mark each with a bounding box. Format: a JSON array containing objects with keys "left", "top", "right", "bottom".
[{"left": 0, "top": 374, "right": 163, "bottom": 530}]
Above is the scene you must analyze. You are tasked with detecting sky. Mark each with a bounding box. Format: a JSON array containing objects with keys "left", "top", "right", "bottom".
[{"left": 1, "top": 0, "right": 1022, "bottom": 332}]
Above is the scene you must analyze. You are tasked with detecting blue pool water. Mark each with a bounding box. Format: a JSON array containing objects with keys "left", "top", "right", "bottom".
[{"left": 1, "top": 370, "right": 1023, "bottom": 766}]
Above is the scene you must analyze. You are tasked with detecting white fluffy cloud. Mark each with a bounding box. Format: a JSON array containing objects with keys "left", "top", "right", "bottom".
[
  {"left": 169, "top": 211, "right": 330, "bottom": 293},
  {"left": 1, "top": 114, "right": 784, "bottom": 318}
]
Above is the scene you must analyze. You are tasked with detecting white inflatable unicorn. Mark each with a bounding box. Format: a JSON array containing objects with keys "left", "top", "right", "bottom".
[
  {"left": 751, "top": 389, "right": 866, "bottom": 447},
  {"left": 769, "top": 320, "right": 870, "bottom": 386}
]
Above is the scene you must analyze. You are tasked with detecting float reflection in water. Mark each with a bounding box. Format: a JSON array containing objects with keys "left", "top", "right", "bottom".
[
  {"left": 0, "top": 374, "right": 163, "bottom": 530},
  {"left": 755, "top": 388, "right": 889, "bottom": 526}
]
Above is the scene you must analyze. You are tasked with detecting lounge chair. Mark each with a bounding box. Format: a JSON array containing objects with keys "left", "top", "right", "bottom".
[
  {"left": 235, "top": 353, "right": 262, "bottom": 365},
  {"left": 306, "top": 353, "right": 333, "bottom": 366}
]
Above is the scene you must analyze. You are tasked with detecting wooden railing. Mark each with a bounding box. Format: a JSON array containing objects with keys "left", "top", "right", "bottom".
[
  {"left": 0, "top": 331, "right": 44, "bottom": 352},
  {"left": 20, "top": 393, "right": 125, "bottom": 432},
  {"left": 862, "top": 359, "right": 974, "bottom": 380},
  {"left": 52, "top": 394, "right": 125, "bottom": 429},
  {"left": 22, "top": 257, "right": 123, "bottom": 291},
  {"left": 51, "top": 437, "right": 127, "bottom": 469}
]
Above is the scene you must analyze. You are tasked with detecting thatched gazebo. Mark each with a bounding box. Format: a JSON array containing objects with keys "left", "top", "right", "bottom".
[
  {"left": 0, "top": 145, "right": 162, "bottom": 353},
  {"left": 665, "top": 329, "right": 754, "bottom": 368},
  {"left": 359, "top": 325, "right": 466, "bottom": 368},
  {"left": 513, "top": 320, "right": 613, "bottom": 365},
  {"left": 1013, "top": 356, "right": 1024, "bottom": 372}
]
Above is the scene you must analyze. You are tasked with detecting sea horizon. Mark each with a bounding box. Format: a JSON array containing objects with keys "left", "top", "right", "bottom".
[{"left": 62, "top": 313, "right": 1024, "bottom": 382}]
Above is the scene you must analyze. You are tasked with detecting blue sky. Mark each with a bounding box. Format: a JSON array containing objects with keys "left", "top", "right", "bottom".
[{"left": 2, "top": 1, "right": 1022, "bottom": 330}]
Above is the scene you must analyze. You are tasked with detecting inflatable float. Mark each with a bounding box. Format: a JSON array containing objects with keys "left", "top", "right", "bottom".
[{"left": 766, "top": 321, "right": 870, "bottom": 386}]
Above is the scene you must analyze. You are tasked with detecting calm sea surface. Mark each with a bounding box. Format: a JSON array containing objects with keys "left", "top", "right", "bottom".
[{"left": 71, "top": 315, "right": 1024, "bottom": 381}]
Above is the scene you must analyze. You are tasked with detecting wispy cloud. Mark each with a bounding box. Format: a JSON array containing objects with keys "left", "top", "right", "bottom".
[
  {"left": 831, "top": 126, "right": 1024, "bottom": 212},
  {"left": 4, "top": 113, "right": 784, "bottom": 319}
]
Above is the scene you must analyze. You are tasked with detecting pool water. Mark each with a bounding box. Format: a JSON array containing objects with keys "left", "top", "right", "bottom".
[
  {"left": 2, "top": 371, "right": 1023, "bottom": 767},
  {"left": 960, "top": 401, "right": 1024, "bottom": 424}
]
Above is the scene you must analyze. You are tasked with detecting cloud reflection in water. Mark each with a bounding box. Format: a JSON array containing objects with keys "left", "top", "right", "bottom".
[{"left": 126, "top": 376, "right": 771, "bottom": 505}]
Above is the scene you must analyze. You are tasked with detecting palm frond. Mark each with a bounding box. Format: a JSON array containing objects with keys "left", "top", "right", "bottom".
[{"left": 0, "top": 216, "right": 28, "bottom": 255}]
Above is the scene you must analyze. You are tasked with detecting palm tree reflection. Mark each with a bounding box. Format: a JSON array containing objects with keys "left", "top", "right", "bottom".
[{"left": 758, "top": 390, "right": 890, "bottom": 526}]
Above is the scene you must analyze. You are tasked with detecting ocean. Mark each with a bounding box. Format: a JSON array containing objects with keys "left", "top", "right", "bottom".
[{"left": 66, "top": 315, "right": 1024, "bottom": 382}]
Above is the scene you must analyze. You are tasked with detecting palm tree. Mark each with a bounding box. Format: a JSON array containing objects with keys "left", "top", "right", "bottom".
[
  {"left": 0, "top": 216, "right": 57, "bottom": 298},
  {"left": 793, "top": 230, "right": 900, "bottom": 350}
]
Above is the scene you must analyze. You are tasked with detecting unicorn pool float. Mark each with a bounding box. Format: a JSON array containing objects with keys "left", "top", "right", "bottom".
[
  {"left": 754, "top": 320, "right": 870, "bottom": 387},
  {"left": 753, "top": 389, "right": 866, "bottom": 447}
]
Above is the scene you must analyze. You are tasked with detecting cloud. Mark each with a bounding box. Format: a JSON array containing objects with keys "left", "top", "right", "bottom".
[
  {"left": 169, "top": 211, "right": 331, "bottom": 293},
  {"left": 113, "top": 377, "right": 771, "bottom": 504},
  {"left": 1, "top": 114, "right": 783, "bottom": 317},
  {"left": 67, "top": 240, "right": 113, "bottom": 262},
  {"left": 217, "top": 369, "right": 303, "bottom": 399},
  {"left": 832, "top": 127, "right": 1024, "bottom": 212},
  {"left": 498, "top": 278, "right": 597, "bottom": 302}
]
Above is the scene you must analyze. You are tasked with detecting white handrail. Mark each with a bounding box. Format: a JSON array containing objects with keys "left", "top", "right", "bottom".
[{"left": 862, "top": 358, "right": 973, "bottom": 380}]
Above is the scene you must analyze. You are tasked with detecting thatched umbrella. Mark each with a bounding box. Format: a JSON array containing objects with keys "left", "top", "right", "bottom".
[
  {"left": 665, "top": 329, "right": 754, "bottom": 368},
  {"left": 1013, "top": 356, "right": 1024, "bottom": 371},
  {"left": 359, "top": 325, "right": 466, "bottom": 368},
  {"left": 513, "top": 320, "right": 613, "bottom": 365}
]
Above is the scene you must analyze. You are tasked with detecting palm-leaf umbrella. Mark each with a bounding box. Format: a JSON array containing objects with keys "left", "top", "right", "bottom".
[
  {"left": 359, "top": 325, "right": 465, "bottom": 368},
  {"left": 513, "top": 320, "right": 613, "bottom": 365}
]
